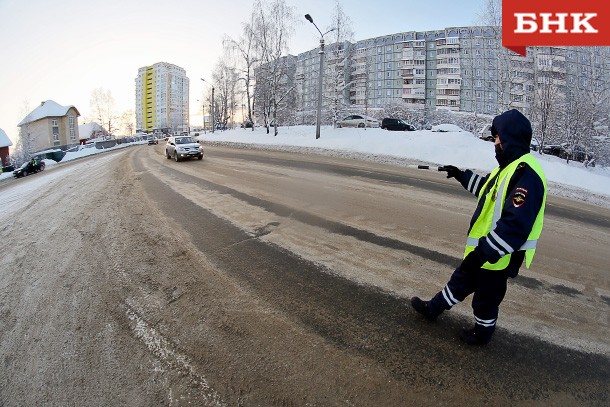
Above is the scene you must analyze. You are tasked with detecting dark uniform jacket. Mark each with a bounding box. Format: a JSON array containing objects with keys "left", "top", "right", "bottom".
[{"left": 455, "top": 110, "right": 545, "bottom": 276}]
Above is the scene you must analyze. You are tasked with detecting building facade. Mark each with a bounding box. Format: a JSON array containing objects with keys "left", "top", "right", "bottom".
[
  {"left": 135, "top": 62, "right": 190, "bottom": 133},
  {"left": 17, "top": 100, "right": 80, "bottom": 153},
  {"left": 0, "top": 128, "right": 12, "bottom": 167},
  {"left": 289, "top": 26, "right": 610, "bottom": 119}
]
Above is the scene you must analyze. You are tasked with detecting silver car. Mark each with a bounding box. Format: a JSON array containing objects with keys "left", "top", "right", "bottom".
[
  {"left": 165, "top": 136, "right": 204, "bottom": 161},
  {"left": 337, "top": 115, "right": 380, "bottom": 128}
]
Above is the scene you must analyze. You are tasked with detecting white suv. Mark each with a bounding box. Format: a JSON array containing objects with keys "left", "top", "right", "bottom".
[{"left": 165, "top": 136, "right": 204, "bottom": 161}]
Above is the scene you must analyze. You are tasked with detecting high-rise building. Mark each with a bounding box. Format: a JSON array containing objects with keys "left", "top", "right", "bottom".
[
  {"left": 288, "top": 26, "right": 610, "bottom": 118},
  {"left": 135, "top": 62, "right": 189, "bottom": 133}
]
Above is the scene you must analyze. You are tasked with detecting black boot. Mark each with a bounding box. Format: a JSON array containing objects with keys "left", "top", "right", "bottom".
[
  {"left": 411, "top": 297, "right": 438, "bottom": 321},
  {"left": 459, "top": 326, "right": 494, "bottom": 346}
]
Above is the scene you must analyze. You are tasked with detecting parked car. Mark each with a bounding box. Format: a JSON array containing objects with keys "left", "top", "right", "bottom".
[
  {"left": 478, "top": 124, "right": 494, "bottom": 141},
  {"left": 381, "top": 118, "right": 416, "bottom": 131},
  {"left": 147, "top": 135, "right": 158, "bottom": 145},
  {"left": 337, "top": 115, "right": 380, "bottom": 128},
  {"left": 13, "top": 159, "right": 45, "bottom": 178},
  {"left": 563, "top": 144, "right": 594, "bottom": 163},
  {"left": 541, "top": 144, "right": 566, "bottom": 158},
  {"left": 165, "top": 136, "right": 204, "bottom": 161}
]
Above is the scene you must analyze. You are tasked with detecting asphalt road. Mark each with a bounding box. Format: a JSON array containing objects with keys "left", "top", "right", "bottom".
[{"left": 0, "top": 144, "right": 608, "bottom": 406}]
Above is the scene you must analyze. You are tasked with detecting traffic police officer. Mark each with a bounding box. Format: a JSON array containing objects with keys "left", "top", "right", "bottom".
[{"left": 411, "top": 109, "right": 547, "bottom": 345}]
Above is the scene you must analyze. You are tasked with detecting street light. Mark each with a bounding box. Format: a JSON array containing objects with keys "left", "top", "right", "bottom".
[
  {"left": 305, "top": 13, "right": 335, "bottom": 139},
  {"left": 201, "top": 78, "right": 215, "bottom": 133}
]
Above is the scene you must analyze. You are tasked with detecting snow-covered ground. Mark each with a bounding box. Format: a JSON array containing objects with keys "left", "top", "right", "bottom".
[{"left": 2, "top": 126, "right": 609, "bottom": 207}]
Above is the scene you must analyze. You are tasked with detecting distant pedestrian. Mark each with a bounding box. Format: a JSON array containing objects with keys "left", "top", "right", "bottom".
[{"left": 411, "top": 109, "right": 547, "bottom": 345}]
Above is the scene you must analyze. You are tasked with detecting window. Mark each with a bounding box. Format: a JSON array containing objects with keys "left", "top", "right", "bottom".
[{"left": 69, "top": 115, "right": 76, "bottom": 141}]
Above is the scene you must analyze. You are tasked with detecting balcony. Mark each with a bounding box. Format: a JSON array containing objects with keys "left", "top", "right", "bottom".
[
  {"left": 403, "top": 98, "right": 426, "bottom": 107},
  {"left": 401, "top": 69, "right": 414, "bottom": 78}
]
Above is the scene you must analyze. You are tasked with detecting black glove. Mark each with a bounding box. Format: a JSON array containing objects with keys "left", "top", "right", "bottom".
[
  {"left": 439, "top": 165, "right": 463, "bottom": 180},
  {"left": 459, "top": 249, "right": 486, "bottom": 271}
]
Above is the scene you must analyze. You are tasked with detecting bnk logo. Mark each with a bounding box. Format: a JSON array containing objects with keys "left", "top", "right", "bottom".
[
  {"left": 503, "top": 1, "right": 610, "bottom": 56},
  {"left": 514, "top": 13, "right": 598, "bottom": 34}
]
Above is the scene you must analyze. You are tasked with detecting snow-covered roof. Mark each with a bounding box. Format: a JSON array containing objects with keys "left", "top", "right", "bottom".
[
  {"left": 18, "top": 100, "right": 80, "bottom": 127},
  {"left": 0, "top": 128, "right": 13, "bottom": 147},
  {"left": 78, "top": 122, "right": 105, "bottom": 140}
]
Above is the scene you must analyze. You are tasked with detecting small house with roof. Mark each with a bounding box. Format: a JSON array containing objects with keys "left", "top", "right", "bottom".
[
  {"left": 78, "top": 122, "right": 108, "bottom": 144},
  {"left": 18, "top": 100, "right": 80, "bottom": 152},
  {"left": 0, "top": 128, "right": 13, "bottom": 167}
]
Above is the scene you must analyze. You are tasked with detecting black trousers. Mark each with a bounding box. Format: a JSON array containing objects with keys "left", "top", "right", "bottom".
[{"left": 429, "top": 263, "right": 515, "bottom": 331}]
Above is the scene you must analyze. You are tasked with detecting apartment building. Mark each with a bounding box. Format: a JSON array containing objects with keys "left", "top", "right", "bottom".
[
  {"left": 289, "top": 26, "right": 610, "bottom": 119},
  {"left": 135, "top": 62, "right": 190, "bottom": 133}
]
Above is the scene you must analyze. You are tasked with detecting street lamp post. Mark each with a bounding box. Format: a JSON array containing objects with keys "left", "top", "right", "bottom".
[
  {"left": 305, "top": 14, "right": 335, "bottom": 139},
  {"left": 201, "top": 78, "right": 215, "bottom": 133}
]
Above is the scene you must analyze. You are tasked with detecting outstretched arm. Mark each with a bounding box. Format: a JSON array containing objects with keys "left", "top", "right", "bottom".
[{"left": 440, "top": 165, "right": 488, "bottom": 198}]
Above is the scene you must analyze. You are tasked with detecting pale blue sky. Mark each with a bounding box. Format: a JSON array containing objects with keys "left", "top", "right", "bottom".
[{"left": 0, "top": 0, "right": 483, "bottom": 142}]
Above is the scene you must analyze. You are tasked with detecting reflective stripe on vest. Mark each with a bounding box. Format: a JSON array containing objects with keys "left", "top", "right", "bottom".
[{"left": 464, "top": 153, "right": 547, "bottom": 270}]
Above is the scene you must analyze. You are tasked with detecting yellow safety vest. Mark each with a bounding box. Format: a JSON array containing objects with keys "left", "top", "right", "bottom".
[{"left": 464, "top": 153, "right": 547, "bottom": 270}]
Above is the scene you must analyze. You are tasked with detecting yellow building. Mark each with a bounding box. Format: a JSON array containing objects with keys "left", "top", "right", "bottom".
[{"left": 135, "top": 62, "right": 190, "bottom": 134}]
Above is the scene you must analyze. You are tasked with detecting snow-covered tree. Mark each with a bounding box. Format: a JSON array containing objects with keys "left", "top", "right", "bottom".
[
  {"left": 90, "top": 88, "right": 117, "bottom": 135},
  {"left": 119, "top": 110, "right": 135, "bottom": 136},
  {"left": 324, "top": 1, "right": 354, "bottom": 127},
  {"left": 252, "top": 0, "right": 296, "bottom": 135},
  {"left": 223, "top": 6, "right": 261, "bottom": 130},
  {"left": 14, "top": 101, "right": 36, "bottom": 164},
  {"left": 212, "top": 58, "right": 241, "bottom": 130}
]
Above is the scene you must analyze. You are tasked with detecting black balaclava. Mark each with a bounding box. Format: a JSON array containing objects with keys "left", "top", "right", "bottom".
[{"left": 490, "top": 109, "right": 532, "bottom": 168}]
